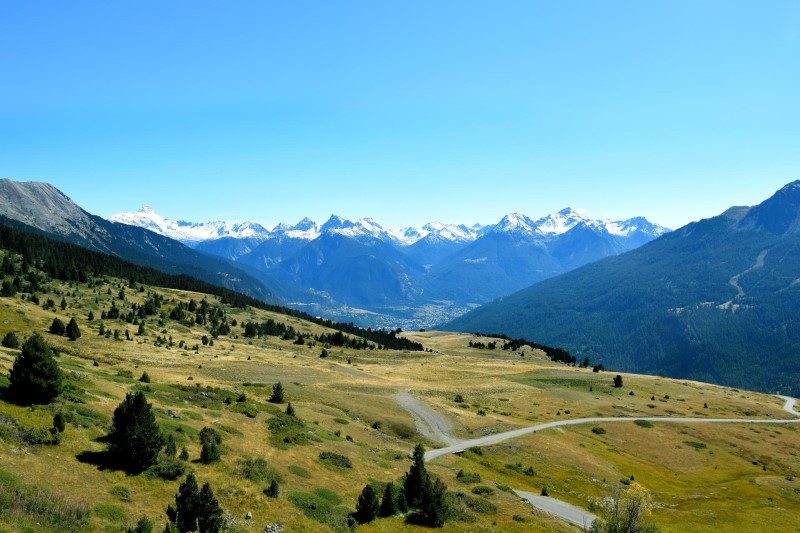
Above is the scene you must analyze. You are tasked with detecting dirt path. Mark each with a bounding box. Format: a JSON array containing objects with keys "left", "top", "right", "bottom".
[
  {"left": 395, "top": 392, "right": 800, "bottom": 528},
  {"left": 394, "top": 391, "right": 460, "bottom": 446},
  {"left": 729, "top": 249, "right": 768, "bottom": 298}
]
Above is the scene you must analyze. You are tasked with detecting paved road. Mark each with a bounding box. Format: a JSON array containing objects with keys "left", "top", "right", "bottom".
[
  {"left": 396, "top": 392, "right": 800, "bottom": 528},
  {"left": 424, "top": 395, "right": 800, "bottom": 461},
  {"left": 513, "top": 490, "right": 597, "bottom": 529}
]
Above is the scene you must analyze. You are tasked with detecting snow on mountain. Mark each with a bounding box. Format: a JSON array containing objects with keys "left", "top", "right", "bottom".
[
  {"left": 109, "top": 206, "right": 271, "bottom": 244},
  {"left": 109, "top": 206, "right": 667, "bottom": 248}
]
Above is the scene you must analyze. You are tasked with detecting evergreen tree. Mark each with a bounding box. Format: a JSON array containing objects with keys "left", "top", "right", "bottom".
[
  {"left": 264, "top": 479, "right": 279, "bottom": 498},
  {"left": 53, "top": 411, "right": 66, "bottom": 433},
  {"left": 379, "top": 481, "right": 400, "bottom": 517},
  {"left": 285, "top": 402, "right": 296, "bottom": 417},
  {"left": 88, "top": 310, "right": 95, "bottom": 321},
  {"left": 164, "top": 433, "right": 177, "bottom": 458},
  {"left": 199, "top": 427, "right": 222, "bottom": 464},
  {"left": 138, "top": 322, "right": 146, "bottom": 336},
  {"left": 1, "top": 331, "right": 19, "bottom": 349},
  {"left": 403, "top": 443, "right": 429, "bottom": 510},
  {"left": 196, "top": 482, "right": 223, "bottom": 533},
  {"left": 49, "top": 318, "right": 66, "bottom": 335},
  {"left": 8, "top": 333, "right": 63, "bottom": 405},
  {"left": 139, "top": 371, "right": 151, "bottom": 383},
  {"left": 269, "top": 381, "right": 285, "bottom": 404},
  {"left": 421, "top": 477, "right": 450, "bottom": 527},
  {"left": 174, "top": 473, "right": 200, "bottom": 533},
  {"left": 107, "top": 391, "right": 164, "bottom": 472},
  {"left": 179, "top": 446, "right": 189, "bottom": 461},
  {"left": 613, "top": 374, "right": 624, "bottom": 388},
  {"left": 60, "top": 297, "right": 67, "bottom": 310},
  {"left": 355, "top": 484, "right": 380, "bottom": 523},
  {"left": 99, "top": 322, "right": 106, "bottom": 336},
  {"left": 65, "top": 318, "right": 81, "bottom": 341},
  {"left": 126, "top": 516, "right": 154, "bottom": 533}
]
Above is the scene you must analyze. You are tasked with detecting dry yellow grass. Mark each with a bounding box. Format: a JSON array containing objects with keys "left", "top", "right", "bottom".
[{"left": 0, "top": 276, "right": 798, "bottom": 531}]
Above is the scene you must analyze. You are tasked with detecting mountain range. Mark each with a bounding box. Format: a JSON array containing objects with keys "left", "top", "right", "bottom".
[
  {"left": 110, "top": 205, "right": 669, "bottom": 327},
  {"left": 0, "top": 179, "right": 276, "bottom": 303},
  {"left": 445, "top": 180, "right": 800, "bottom": 396}
]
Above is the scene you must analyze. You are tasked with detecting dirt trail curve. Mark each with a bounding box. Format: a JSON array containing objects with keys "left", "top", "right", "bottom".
[
  {"left": 729, "top": 249, "right": 768, "bottom": 298},
  {"left": 395, "top": 391, "right": 800, "bottom": 528}
]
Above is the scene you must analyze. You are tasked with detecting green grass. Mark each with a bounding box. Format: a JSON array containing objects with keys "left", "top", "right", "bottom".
[
  {"left": 289, "top": 490, "right": 352, "bottom": 532},
  {"left": 288, "top": 464, "right": 311, "bottom": 478},
  {"left": 233, "top": 458, "right": 283, "bottom": 484},
  {"left": 319, "top": 451, "right": 352, "bottom": 469}
]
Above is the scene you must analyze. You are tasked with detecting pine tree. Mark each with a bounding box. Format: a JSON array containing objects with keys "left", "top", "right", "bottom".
[
  {"left": 174, "top": 473, "right": 200, "bottom": 533},
  {"left": 199, "top": 427, "right": 222, "bottom": 464},
  {"left": 197, "top": 482, "right": 223, "bottom": 533},
  {"left": 403, "top": 443, "right": 429, "bottom": 510},
  {"left": 107, "top": 391, "right": 164, "bottom": 472},
  {"left": 285, "top": 402, "right": 296, "bottom": 417},
  {"left": 53, "top": 411, "right": 66, "bottom": 433},
  {"left": 49, "top": 318, "right": 66, "bottom": 335},
  {"left": 355, "top": 484, "right": 380, "bottom": 523},
  {"left": 99, "top": 322, "right": 106, "bottom": 336},
  {"left": 60, "top": 297, "right": 67, "bottom": 310},
  {"left": 87, "top": 310, "right": 95, "bottom": 321},
  {"left": 269, "top": 381, "right": 284, "bottom": 404},
  {"left": 126, "top": 516, "right": 154, "bottom": 533},
  {"left": 139, "top": 371, "right": 151, "bottom": 383},
  {"left": 613, "top": 374, "right": 624, "bottom": 388},
  {"left": 8, "top": 333, "right": 63, "bottom": 405},
  {"left": 1, "top": 331, "right": 19, "bottom": 349},
  {"left": 138, "top": 322, "right": 145, "bottom": 336},
  {"left": 164, "top": 434, "right": 177, "bottom": 458},
  {"left": 264, "top": 479, "right": 279, "bottom": 498},
  {"left": 379, "top": 481, "right": 399, "bottom": 517},
  {"left": 421, "top": 477, "right": 450, "bottom": 527},
  {"left": 179, "top": 446, "right": 189, "bottom": 461},
  {"left": 65, "top": 318, "right": 81, "bottom": 341}
]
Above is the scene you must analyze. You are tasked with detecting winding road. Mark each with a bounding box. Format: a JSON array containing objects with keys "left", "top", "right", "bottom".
[{"left": 396, "top": 391, "right": 800, "bottom": 528}]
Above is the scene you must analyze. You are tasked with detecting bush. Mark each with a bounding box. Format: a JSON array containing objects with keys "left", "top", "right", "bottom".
[
  {"left": 319, "top": 451, "right": 352, "bottom": 469},
  {"left": 613, "top": 374, "right": 624, "bottom": 388},
  {"left": 139, "top": 372, "right": 151, "bottom": 383},
  {"left": 145, "top": 458, "right": 188, "bottom": 480},
  {"left": 456, "top": 470, "right": 481, "bottom": 484},
  {"left": 634, "top": 420, "right": 654, "bottom": 428},
  {"left": 471, "top": 486, "right": 495, "bottom": 496},
  {"left": 126, "top": 516, "right": 154, "bottom": 533},
  {"left": 107, "top": 391, "right": 164, "bottom": 473},
  {"left": 591, "top": 427, "right": 606, "bottom": 435},
  {"left": 234, "top": 458, "right": 283, "bottom": 484},
  {"left": 1, "top": 331, "right": 19, "bottom": 349},
  {"left": 289, "top": 491, "right": 351, "bottom": 532},
  {"left": 8, "top": 333, "right": 63, "bottom": 405},
  {"left": 0, "top": 467, "right": 90, "bottom": 529}
]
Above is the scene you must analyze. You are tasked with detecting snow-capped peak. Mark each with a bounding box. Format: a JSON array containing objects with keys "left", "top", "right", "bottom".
[
  {"left": 271, "top": 218, "right": 320, "bottom": 240},
  {"left": 532, "top": 208, "right": 589, "bottom": 235},
  {"left": 493, "top": 212, "right": 538, "bottom": 234},
  {"left": 109, "top": 206, "right": 272, "bottom": 244}
]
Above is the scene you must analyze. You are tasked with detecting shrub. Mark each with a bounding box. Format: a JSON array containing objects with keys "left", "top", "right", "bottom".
[
  {"left": 234, "top": 458, "right": 283, "bottom": 484},
  {"left": 591, "top": 427, "right": 606, "bottom": 435},
  {"left": 139, "top": 372, "right": 151, "bottom": 383},
  {"left": 107, "top": 391, "right": 164, "bottom": 473},
  {"left": 471, "top": 486, "right": 495, "bottom": 496},
  {"left": 454, "top": 393, "right": 465, "bottom": 403},
  {"left": 456, "top": 470, "right": 481, "bottom": 484},
  {"left": 8, "top": 333, "right": 63, "bottom": 405},
  {"left": 289, "top": 491, "right": 351, "bottom": 532},
  {"left": 1, "top": 331, "right": 19, "bottom": 349},
  {"left": 613, "top": 374, "right": 624, "bottom": 388},
  {"left": 319, "top": 451, "right": 352, "bottom": 469},
  {"left": 145, "top": 458, "right": 188, "bottom": 480},
  {"left": 634, "top": 420, "right": 654, "bottom": 428},
  {"left": 110, "top": 485, "right": 131, "bottom": 502}
]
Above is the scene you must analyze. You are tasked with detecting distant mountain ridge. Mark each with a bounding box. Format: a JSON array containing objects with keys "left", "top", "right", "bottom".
[
  {"left": 444, "top": 180, "right": 800, "bottom": 396},
  {"left": 109, "top": 204, "right": 668, "bottom": 328},
  {"left": 0, "top": 179, "right": 277, "bottom": 303}
]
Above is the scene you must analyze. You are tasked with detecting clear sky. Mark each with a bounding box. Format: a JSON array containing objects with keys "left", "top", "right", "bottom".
[{"left": 1, "top": 1, "right": 798, "bottom": 230}]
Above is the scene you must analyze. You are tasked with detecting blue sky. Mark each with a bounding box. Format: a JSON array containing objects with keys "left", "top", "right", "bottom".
[{"left": 1, "top": 1, "right": 798, "bottom": 229}]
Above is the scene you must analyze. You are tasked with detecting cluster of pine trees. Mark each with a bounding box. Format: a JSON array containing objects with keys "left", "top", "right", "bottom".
[
  {"left": 0, "top": 222, "right": 425, "bottom": 351},
  {"left": 354, "top": 444, "right": 450, "bottom": 527},
  {"left": 242, "top": 320, "right": 375, "bottom": 350}
]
